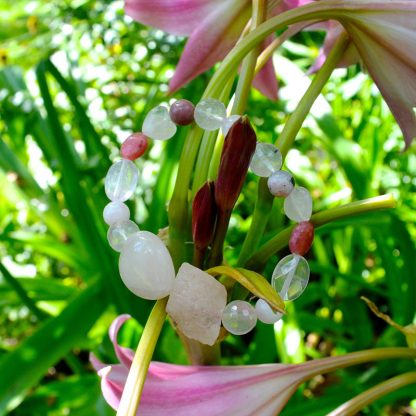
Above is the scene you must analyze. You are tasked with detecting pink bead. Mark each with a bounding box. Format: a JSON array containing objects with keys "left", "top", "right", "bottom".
[
  {"left": 120, "top": 133, "right": 148, "bottom": 160},
  {"left": 289, "top": 221, "right": 314, "bottom": 256},
  {"left": 169, "top": 99, "right": 195, "bottom": 126}
]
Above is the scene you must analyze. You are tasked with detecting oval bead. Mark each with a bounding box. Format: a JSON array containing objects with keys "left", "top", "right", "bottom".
[
  {"left": 103, "top": 201, "right": 130, "bottom": 226},
  {"left": 119, "top": 231, "right": 175, "bottom": 300},
  {"left": 284, "top": 186, "right": 312, "bottom": 222},
  {"left": 272, "top": 254, "right": 309, "bottom": 301},
  {"left": 194, "top": 99, "right": 226, "bottom": 131},
  {"left": 169, "top": 99, "right": 195, "bottom": 126},
  {"left": 222, "top": 300, "right": 257, "bottom": 335},
  {"left": 267, "top": 170, "right": 294, "bottom": 197},
  {"left": 255, "top": 299, "right": 283, "bottom": 324},
  {"left": 142, "top": 106, "right": 177, "bottom": 140},
  {"left": 250, "top": 142, "right": 282, "bottom": 177},
  {"left": 289, "top": 221, "right": 315, "bottom": 255},
  {"left": 105, "top": 159, "right": 138, "bottom": 202},
  {"left": 107, "top": 220, "right": 139, "bottom": 252},
  {"left": 221, "top": 115, "right": 240, "bottom": 136},
  {"left": 121, "top": 133, "right": 148, "bottom": 160}
]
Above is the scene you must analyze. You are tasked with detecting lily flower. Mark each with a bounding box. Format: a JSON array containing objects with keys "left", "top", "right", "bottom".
[
  {"left": 125, "top": 0, "right": 310, "bottom": 100},
  {"left": 91, "top": 315, "right": 416, "bottom": 416}
]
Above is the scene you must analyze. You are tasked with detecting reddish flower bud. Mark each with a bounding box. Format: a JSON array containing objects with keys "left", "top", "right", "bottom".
[
  {"left": 214, "top": 116, "right": 257, "bottom": 212},
  {"left": 192, "top": 181, "right": 217, "bottom": 250},
  {"left": 121, "top": 133, "right": 148, "bottom": 160},
  {"left": 289, "top": 221, "right": 315, "bottom": 256}
]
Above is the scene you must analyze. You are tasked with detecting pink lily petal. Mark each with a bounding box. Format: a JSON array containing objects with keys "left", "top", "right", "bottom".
[
  {"left": 99, "top": 365, "right": 129, "bottom": 411},
  {"left": 125, "top": 0, "right": 225, "bottom": 36},
  {"left": 109, "top": 314, "right": 135, "bottom": 368}
]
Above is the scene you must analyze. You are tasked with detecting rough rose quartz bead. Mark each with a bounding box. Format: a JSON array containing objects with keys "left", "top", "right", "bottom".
[
  {"left": 120, "top": 133, "right": 148, "bottom": 160},
  {"left": 289, "top": 221, "right": 315, "bottom": 255},
  {"left": 169, "top": 99, "right": 195, "bottom": 126}
]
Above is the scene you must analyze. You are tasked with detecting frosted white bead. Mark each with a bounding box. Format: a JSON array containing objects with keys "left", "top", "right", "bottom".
[
  {"left": 103, "top": 201, "right": 130, "bottom": 226},
  {"left": 255, "top": 299, "right": 282, "bottom": 324},
  {"left": 250, "top": 143, "right": 282, "bottom": 177},
  {"left": 222, "top": 300, "right": 257, "bottom": 335},
  {"left": 272, "top": 254, "right": 309, "bottom": 301},
  {"left": 166, "top": 263, "right": 227, "bottom": 346},
  {"left": 107, "top": 220, "right": 139, "bottom": 252},
  {"left": 221, "top": 115, "right": 240, "bottom": 136},
  {"left": 119, "top": 231, "right": 175, "bottom": 300},
  {"left": 284, "top": 186, "right": 312, "bottom": 222},
  {"left": 105, "top": 159, "right": 138, "bottom": 202},
  {"left": 142, "top": 106, "right": 177, "bottom": 140},
  {"left": 194, "top": 99, "right": 226, "bottom": 131},
  {"left": 267, "top": 170, "right": 294, "bottom": 197}
]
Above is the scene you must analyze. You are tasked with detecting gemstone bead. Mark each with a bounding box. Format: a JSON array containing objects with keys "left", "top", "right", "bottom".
[
  {"left": 194, "top": 99, "right": 226, "bottom": 131},
  {"left": 142, "top": 106, "right": 177, "bottom": 140},
  {"left": 267, "top": 170, "right": 294, "bottom": 197},
  {"left": 105, "top": 159, "right": 138, "bottom": 202},
  {"left": 103, "top": 201, "right": 130, "bottom": 226},
  {"left": 169, "top": 99, "right": 195, "bottom": 126},
  {"left": 222, "top": 300, "right": 257, "bottom": 335},
  {"left": 272, "top": 254, "right": 309, "bottom": 301},
  {"left": 255, "top": 299, "right": 283, "bottom": 324},
  {"left": 289, "top": 221, "right": 315, "bottom": 255},
  {"left": 107, "top": 220, "right": 140, "bottom": 252},
  {"left": 284, "top": 186, "right": 313, "bottom": 222},
  {"left": 120, "top": 133, "right": 148, "bottom": 160},
  {"left": 250, "top": 143, "right": 282, "bottom": 177},
  {"left": 221, "top": 115, "right": 241, "bottom": 136},
  {"left": 119, "top": 231, "right": 175, "bottom": 300}
]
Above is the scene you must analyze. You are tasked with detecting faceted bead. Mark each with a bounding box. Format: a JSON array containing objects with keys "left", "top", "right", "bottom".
[
  {"left": 289, "top": 221, "right": 315, "bottom": 255},
  {"left": 142, "top": 106, "right": 177, "bottom": 140},
  {"left": 272, "top": 254, "right": 309, "bottom": 301},
  {"left": 221, "top": 115, "right": 241, "bottom": 136},
  {"left": 120, "top": 133, "right": 148, "bottom": 160},
  {"left": 255, "top": 299, "right": 283, "bottom": 324},
  {"left": 119, "top": 231, "right": 175, "bottom": 300},
  {"left": 267, "top": 170, "right": 294, "bottom": 197},
  {"left": 105, "top": 159, "right": 138, "bottom": 202},
  {"left": 250, "top": 143, "right": 282, "bottom": 177},
  {"left": 284, "top": 186, "right": 313, "bottom": 222},
  {"left": 222, "top": 300, "right": 257, "bottom": 335},
  {"left": 194, "top": 99, "right": 226, "bottom": 131},
  {"left": 103, "top": 201, "right": 130, "bottom": 226},
  {"left": 107, "top": 220, "right": 140, "bottom": 252},
  {"left": 166, "top": 263, "right": 227, "bottom": 346},
  {"left": 169, "top": 99, "right": 195, "bottom": 126}
]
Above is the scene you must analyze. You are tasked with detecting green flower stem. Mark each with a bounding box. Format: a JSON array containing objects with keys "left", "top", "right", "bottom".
[
  {"left": 117, "top": 298, "right": 167, "bottom": 416},
  {"left": 328, "top": 371, "right": 416, "bottom": 416},
  {"left": 208, "top": 208, "right": 232, "bottom": 268},
  {"left": 246, "top": 194, "right": 396, "bottom": 271}
]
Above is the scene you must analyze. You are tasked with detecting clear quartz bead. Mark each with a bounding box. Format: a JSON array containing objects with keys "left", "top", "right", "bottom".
[
  {"left": 105, "top": 159, "right": 138, "bottom": 202},
  {"left": 222, "top": 300, "right": 257, "bottom": 335},
  {"left": 142, "top": 105, "right": 177, "bottom": 140},
  {"left": 267, "top": 170, "right": 294, "bottom": 197},
  {"left": 250, "top": 143, "right": 282, "bottom": 177},
  {"left": 194, "top": 99, "right": 227, "bottom": 131},
  {"left": 119, "top": 231, "right": 175, "bottom": 300},
  {"left": 272, "top": 254, "right": 309, "bottom": 301},
  {"left": 255, "top": 299, "right": 282, "bottom": 324},
  {"left": 221, "top": 115, "right": 240, "bottom": 136},
  {"left": 284, "top": 186, "right": 312, "bottom": 222},
  {"left": 107, "top": 220, "right": 140, "bottom": 252},
  {"left": 103, "top": 201, "right": 130, "bottom": 226}
]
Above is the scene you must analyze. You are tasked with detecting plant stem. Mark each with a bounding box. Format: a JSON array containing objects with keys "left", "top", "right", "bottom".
[
  {"left": 117, "top": 298, "right": 167, "bottom": 416},
  {"left": 208, "top": 209, "right": 232, "bottom": 268},
  {"left": 327, "top": 371, "right": 416, "bottom": 416}
]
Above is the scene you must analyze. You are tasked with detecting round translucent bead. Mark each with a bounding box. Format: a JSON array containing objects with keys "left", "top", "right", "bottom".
[
  {"left": 250, "top": 143, "right": 282, "bottom": 177},
  {"left": 284, "top": 186, "right": 313, "bottom": 222},
  {"left": 107, "top": 220, "right": 139, "bottom": 252},
  {"left": 272, "top": 254, "right": 309, "bottom": 301},
  {"left": 105, "top": 159, "right": 138, "bottom": 202},
  {"left": 267, "top": 170, "right": 294, "bottom": 197},
  {"left": 255, "top": 299, "right": 283, "bottom": 324},
  {"left": 142, "top": 106, "right": 177, "bottom": 140},
  {"left": 221, "top": 115, "right": 241, "bottom": 136},
  {"left": 119, "top": 231, "right": 175, "bottom": 300},
  {"left": 103, "top": 201, "right": 130, "bottom": 226},
  {"left": 169, "top": 99, "right": 195, "bottom": 126},
  {"left": 194, "top": 99, "right": 226, "bottom": 131},
  {"left": 222, "top": 300, "right": 257, "bottom": 335}
]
